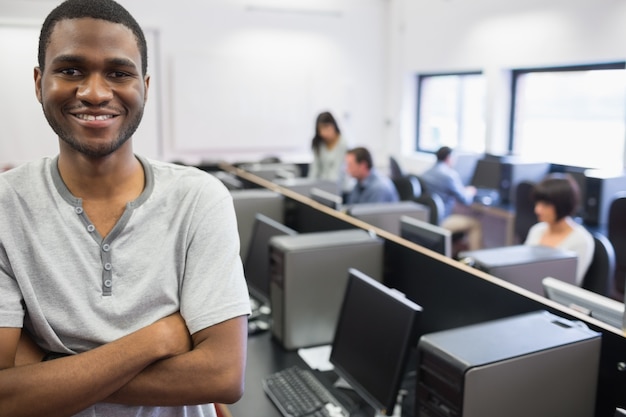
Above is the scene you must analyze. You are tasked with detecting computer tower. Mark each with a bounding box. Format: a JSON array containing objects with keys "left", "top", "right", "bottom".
[
  {"left": 582, "top": 169, "right": 626, "bottom": 226},
  {"left": 269, "top": 229, "right": 384, "bottom": 350},
  {"left": 272, "top": 177, "right": 340, "bottom": 197},
  {"left": 499, "top": 160, "right": 550, "bottom": 204},
  {"left": 347, "top": 201, "right": 430, "bottom": 235},
  {"left": 458, "top": 245, "right": 577, "bottom": 295},
  {"left": 416, "top": 311, "right": 601, "bottom": 417}
]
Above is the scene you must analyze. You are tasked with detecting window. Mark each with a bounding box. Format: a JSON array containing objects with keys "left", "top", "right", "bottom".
[
  {"left": 416, "top": 72, "right": 486, "bottom": 153},
  {"left": 510, "top": 63, "right": 626, "bottom": 170}
]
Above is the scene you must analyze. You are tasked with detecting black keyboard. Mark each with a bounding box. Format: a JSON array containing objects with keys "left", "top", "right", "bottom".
[{"left": 262, "top": 366, "right": 349, "bottom": 417}]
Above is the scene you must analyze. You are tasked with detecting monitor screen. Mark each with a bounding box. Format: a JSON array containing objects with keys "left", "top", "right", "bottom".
[
  {"left": 244, "top": 213, "right": 298, "bottom": 303},
  {"left": 470, "top": 158, "right": 502, "bottom": 190},
  {"left": 330, "top": 268, "right": 422, "bottom": 415},
  {"left": 542, "top": 277, "right": 625, "bottom": 330},
  {"left": 310, "top": 187, "right": 343, "bottom": 210},
  {"left": 399, "top": 215, "right": 452, "bottom": 257}
]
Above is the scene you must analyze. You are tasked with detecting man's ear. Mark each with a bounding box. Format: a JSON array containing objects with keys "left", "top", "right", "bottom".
[
  {"left": 34, "top": 67, "right": 43, "bottom": 104},
  {"left": 143, "top": 74, "right": 150, "bottom": 105}
]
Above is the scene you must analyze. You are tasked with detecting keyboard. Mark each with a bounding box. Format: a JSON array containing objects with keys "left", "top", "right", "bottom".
[{"left": 263, "top": 366, "right": 349, "bottom": 417}]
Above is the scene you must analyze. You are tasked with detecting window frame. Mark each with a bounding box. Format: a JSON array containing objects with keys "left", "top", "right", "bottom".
[
  {"left": 508, "top": 61, "right": 626, "bottom": 153},
  {"left": 415, "top": 70, "right": 484, "bottom": 154}
]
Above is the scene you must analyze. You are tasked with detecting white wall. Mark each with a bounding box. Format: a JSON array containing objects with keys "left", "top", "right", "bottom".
[
  {"left": 1, "top": 0, "right": 625, "bottom": 173},
  {"left": 387, "top": 0, "right": 626, "bottom": 174}
]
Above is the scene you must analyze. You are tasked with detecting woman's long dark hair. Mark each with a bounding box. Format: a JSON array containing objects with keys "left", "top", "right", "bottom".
[{"left": 311, "top": 112, "right": 341, "bottom": 154}]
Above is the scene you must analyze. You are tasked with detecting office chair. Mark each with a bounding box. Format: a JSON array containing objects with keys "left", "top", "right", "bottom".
[
  {"left": 392, "top": 174, "right": 422, "bottom": 201},
  {"left": 581, "top": 232, "right": 616, "bottom": 297},
  {"left": 607, "top": 192, "right": 626, "bottom": 298},
  {"left": 413, "top": 191, "right": 445, "bottom": 226},
  {"left": 514, "top": 180, "right": 537, "bottom": 243},
  {"left": 389, "top": 156, "right": 404, "bottom": 179}
]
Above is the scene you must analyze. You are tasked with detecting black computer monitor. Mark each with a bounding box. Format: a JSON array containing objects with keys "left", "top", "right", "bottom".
[
  {"left": 542, "top": 277, "right": 625, "bottom": 329},
  {"left": 399, "top": 215, "right": 452, "bottom": 257},
  {"left": 310, "top": 187, "right": 343, "bottom": 210},
  {"left": 470, "top": 158, "right": 502, "bottom": 190},
  {"left": 330, "top": 268, "right": 422, "bottom": 416},
  {"left": 244, "top": 213, "right": 298, "bottom": 303}
]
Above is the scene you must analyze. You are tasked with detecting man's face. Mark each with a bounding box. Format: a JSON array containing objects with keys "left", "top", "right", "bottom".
[
  {"left": 35, "top": 18, "right": 149, "bottom": 158},
  {"left": 345, "top": 153, "right": 363, "bottom": 180}
]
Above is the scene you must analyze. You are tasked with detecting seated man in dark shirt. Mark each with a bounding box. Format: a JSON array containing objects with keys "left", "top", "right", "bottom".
[{"left": 345, "top": 147, "right": 399, "bottom": 204}]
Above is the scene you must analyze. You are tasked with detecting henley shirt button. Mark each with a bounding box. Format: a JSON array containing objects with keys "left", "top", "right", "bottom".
[
  {"left": 104, "top": 279, "right": 112, "bottom": 288},
  {"left": 104, "top": 263, "right": 112, "bottom": 271},
  {"left": 102, "top": 244, "right": 111, "bottom": 252},
  {"left": 75, "top": 207, "right": 83, "bottom": 214},
  {"left": 87, "top": 224, "right": 95, "bottom": 232}
]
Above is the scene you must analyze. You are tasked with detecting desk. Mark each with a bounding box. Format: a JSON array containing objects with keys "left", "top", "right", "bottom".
[
  {"left": 229, "top": 331, "right": 303, "bottom": 417},
  {"left": 454, "top": 203, "right": 515, "bottom": 247},
  {"left": 228, "top": 331, "right": 412, "bottom": 417}
]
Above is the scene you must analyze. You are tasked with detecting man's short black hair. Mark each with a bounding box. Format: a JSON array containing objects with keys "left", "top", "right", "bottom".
[
  {"left": 38, "top": 0, "right": 148, "bottom": 76},
  {"left": 436, "top": 146, "right": 453, "bottom": 162}
]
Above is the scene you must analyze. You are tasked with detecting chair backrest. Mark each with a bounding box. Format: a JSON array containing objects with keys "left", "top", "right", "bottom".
[
  {"left": 392, "top": 175, "right": 422, "bottom": 201},
  {"left": 389, "top": 156, "right": 404, "bottom": 179},
  {"left": 607, "top": 192, "right": 626, "bottom": 296},
  {"left": 582, "top": 232, "right": 616, "bottom": 297},
  {"left": 413, "top": 192, "right": 445, "bottom": 226},
  {"left": 514, "top": 180, "right": 537, "bottom": 243}
]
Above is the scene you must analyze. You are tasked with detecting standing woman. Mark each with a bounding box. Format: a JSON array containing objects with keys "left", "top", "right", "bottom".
[
  {"left": 307, "top": 112, "right": 350, "bottom": 193},
  {"left": 524, "top": 174, "right": 594, "bottom": 286}
]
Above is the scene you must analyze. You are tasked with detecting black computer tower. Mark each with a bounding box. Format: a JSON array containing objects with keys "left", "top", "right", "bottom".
[
  {"left": 416, "top": 311, "right": 601, "bottom": 417},
  {"left": 582, "top": 169, "right": 626, "bottom": 226},
  {"left": 499, "top": 160, "right": 550, "bottom": 204}
]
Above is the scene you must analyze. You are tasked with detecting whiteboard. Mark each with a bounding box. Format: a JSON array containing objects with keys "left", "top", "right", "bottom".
[{"left": 0, "top": 24, "right": 161, "bottom": 166}]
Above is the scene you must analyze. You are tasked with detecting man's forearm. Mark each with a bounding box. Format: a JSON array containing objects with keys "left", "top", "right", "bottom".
[
  {"left": 106, "top": 316, "right": 247, "bottom": 407},
  {"left": 0, "top": 315, "right": 190, "bottom": 417}
]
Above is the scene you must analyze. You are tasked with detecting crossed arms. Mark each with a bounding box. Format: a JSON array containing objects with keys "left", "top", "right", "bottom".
[{"left": 0, "top": 313, "right": 247, "bottom": 417}]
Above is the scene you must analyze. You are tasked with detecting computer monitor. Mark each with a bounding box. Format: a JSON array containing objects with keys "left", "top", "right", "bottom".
[
  {"left": 542, "top": 276, "right": 625, "bottom": 330},
  {"left": 399, "top": 215, "right": 452, "bottom": 257},
  {"left": 310, "top": 187, "right": 343, "bottom": 210},
  {"left": 330, "top": 268, "right": 422, "bottom": 416},
  {"left": 470, "top": 158, "right": 502, "bottom": 190},
  {"left": 244, "top": 213, "right": 298, "bottom": 303}
]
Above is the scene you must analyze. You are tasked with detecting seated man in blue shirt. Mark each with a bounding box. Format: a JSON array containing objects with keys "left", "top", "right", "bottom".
[
  {"left": 420, "top": 146, "right": 482, "bottom": 250},
  {"left": 345, "top": 147, "right": 400, "bottom": 204}
]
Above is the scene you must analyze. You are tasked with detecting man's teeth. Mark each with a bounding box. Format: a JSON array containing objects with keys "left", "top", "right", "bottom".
[{"left": 76, "top": 114, "right": 113, "bottom": 121}]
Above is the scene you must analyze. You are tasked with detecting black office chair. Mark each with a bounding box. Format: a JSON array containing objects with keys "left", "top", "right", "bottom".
[
  {"left": 581, "top": 232, "right": 616, "bottom": 297},
  {"left": 514, "top": 180, "right": 537, "bottom": 243},
  {"left": 389, "top": 156, "right": 404, "bottom": 180},
  {"left": 413, "top": 191, "right": 445, "bottom": 226},
  {"left": 392, "top": 174, "right": 422, "bottom": 201},
  {"left": 607, "top": 192, "right": 626, "bottom": 299}
]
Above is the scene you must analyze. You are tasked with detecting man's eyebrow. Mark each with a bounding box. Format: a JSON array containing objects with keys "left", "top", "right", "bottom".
[{"left": 50, "top": 55, "right": 139, "bottom": 70}]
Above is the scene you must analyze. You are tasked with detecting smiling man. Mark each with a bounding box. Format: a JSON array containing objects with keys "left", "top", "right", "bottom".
[{"left": 0, "top": 1, "right": 250, "bottom": 416}]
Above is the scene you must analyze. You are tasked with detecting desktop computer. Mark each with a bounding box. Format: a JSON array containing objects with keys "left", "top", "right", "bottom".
[
  {"left": 269, "top": 229, "right": 384, "bottom": 350},
  {"left": 471, "top": 157, "right": 550, "bottom": 205},
  {"left": 272, "top": 177, "right": 340, "bottom": 197},
  {"left": 416, "top": 311, "right": 601, "bottom": 417},
  {"left": 582, "top": 169, "right": 626, "bottom": 226},
  {"left": 458, "top": 245, "right": 577, "bottom": 295}
]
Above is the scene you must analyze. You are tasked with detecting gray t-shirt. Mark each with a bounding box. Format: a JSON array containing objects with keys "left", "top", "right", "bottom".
[{"left": 0, "top": 156, "right": 251, "bottom": 417}]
